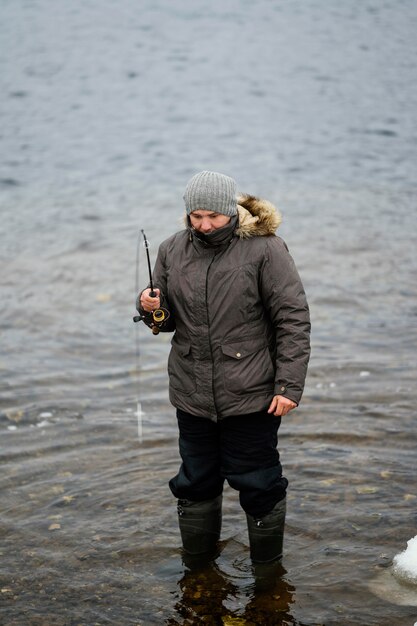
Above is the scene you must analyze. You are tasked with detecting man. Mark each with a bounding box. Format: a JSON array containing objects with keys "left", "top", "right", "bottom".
[{"left": 138, "top": 171, "right": 310, "bottom": 564}]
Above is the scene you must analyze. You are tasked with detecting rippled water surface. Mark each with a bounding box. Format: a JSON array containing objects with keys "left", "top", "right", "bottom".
[{"left": 1, "top": 1, "right": 417, "bottom": 624}]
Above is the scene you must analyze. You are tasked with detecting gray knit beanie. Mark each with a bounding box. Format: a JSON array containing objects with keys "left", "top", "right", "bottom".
[{"left": 183, "top": 171, "right": 237, "bottom": 216}]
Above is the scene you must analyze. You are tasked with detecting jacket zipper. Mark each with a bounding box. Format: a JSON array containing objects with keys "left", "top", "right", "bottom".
[{"left": 205, "top": 254, "right": 218, "bottom": 419}]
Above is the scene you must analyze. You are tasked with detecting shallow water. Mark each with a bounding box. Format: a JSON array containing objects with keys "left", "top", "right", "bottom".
[{"left": 1, "top": 1, "right": 417, "bottom": 624}]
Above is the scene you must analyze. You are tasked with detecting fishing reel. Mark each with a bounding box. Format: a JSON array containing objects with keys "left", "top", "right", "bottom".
[
  {"left": 150, "top": 307, "right": 170, "bottom": 334},
  {"left": 133, "top": 230, "right": 170, "bottom": 334},
  {"left": 133, "top": 306, "right": 170, "bottom": 335}
]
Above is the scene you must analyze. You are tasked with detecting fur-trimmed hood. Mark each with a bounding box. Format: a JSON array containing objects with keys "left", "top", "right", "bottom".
[
  {"left": 183, "top": 194, "right": 281, "bottom": 238},
  {"left": 236, "top": 194, "right": 282, "bottom": 238}
]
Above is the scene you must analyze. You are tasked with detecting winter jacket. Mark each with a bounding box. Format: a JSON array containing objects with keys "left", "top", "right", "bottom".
[{"left": 138, "top": 195, "right": 311, "bottom": 421}]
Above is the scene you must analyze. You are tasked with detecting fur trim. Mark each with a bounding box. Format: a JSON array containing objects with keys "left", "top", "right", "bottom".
[
  {"left": 236, "top": 194, "right": 282, "bottom": 238},
  {"left": 182, "top": 194, "right": 281, "bottom": 238}
]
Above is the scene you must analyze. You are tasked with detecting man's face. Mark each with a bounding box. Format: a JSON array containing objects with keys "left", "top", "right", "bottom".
[{"left": 189, "top": 210, "right": 231, "bottom": 234}]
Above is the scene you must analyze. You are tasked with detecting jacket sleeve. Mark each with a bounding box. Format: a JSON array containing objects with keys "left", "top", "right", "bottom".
[
  {"left": 260, "top": 237, "right": 311, "bottom": 404},
  {"left": 136, "top": 241, "right": 176, "bottom": 333}
]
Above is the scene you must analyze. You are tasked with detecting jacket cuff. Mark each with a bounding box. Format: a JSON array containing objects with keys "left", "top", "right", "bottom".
[{"left": 274, "top": 383, "right": 301, "bottom": 405}]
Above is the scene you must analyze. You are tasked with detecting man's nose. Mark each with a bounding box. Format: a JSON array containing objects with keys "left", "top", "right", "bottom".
[{"left": 200, "top": 218, "right": 212, "bottom": 232}]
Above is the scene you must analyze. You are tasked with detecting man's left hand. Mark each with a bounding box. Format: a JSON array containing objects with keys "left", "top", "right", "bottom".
[{"left": 268, "top": 395, "right": 297, "bottom": 417}]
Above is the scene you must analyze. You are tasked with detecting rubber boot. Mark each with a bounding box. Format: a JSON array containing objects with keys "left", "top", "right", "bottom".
[
  {"left": 246, "top": 497, "right": 286, "bottom": 564},
  {"left": 177, "top": 495, "right": 222, "bottom": 560}
]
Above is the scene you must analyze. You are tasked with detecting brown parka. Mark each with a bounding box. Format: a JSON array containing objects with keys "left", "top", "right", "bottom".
[{"left": 139, "top": 195, "right": 311, "bottom": 422}]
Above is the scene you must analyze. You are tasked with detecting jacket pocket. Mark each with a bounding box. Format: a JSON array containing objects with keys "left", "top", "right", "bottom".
[
  {"left": 221, "top": 338, "right": 275, "bottom": 395},
  {"left": 168, "top": 341, "right": 196, "bottom": 396}
]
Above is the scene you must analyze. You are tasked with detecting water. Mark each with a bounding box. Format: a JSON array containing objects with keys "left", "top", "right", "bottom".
[{"left": 1, "top": 1, "right": 417, "bottom": 624}]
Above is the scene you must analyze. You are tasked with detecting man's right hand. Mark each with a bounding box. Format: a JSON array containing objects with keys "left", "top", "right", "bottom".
[{"left": 139, "top": 288, "right": 161, "bottom": 313}]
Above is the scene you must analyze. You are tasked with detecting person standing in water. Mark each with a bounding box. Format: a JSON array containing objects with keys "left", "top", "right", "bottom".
[{"left": 137, "top": 171, "right": 310, "bottom": 564}]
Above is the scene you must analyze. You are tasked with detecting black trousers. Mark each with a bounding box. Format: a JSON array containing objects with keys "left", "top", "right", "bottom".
[{"left": 169, "top": 408, "right": 288, "bottom": 518}]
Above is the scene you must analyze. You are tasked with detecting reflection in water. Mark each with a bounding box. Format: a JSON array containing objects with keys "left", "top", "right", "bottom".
[
  {"left": 244, "top": 562, "right": 300, "bottom": 626},
  {"left": 167, "top": 561, "right": 237, "bottom": 625},
  {"left": 167, "top": 556, "right": 302, "bottom": 626}
]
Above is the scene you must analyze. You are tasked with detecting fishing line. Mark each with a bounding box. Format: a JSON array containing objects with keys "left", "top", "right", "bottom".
[
  {"left": 134, "top": 230, "right": 144, "bottom": 443},
  {"left": 133, "top": 230, "right": 170, "bottom": 442}
]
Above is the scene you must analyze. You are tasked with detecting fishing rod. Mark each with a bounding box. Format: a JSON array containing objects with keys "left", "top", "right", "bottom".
[{"left": 133, "top": 230, "right": 169, "bottom": 335}]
